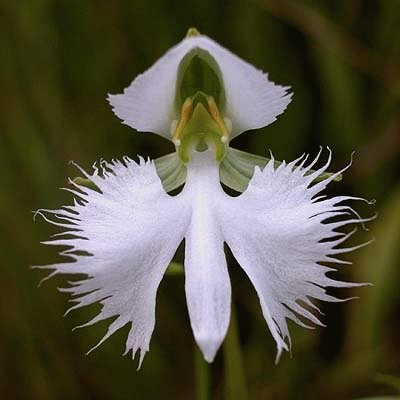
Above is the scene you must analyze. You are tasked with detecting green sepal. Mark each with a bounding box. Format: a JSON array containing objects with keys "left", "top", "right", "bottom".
[
  {"left": 220, "top": 147, "right": 342, "bottom": 193},
  {"left": 73, "top": 147, "right": 341, "bottom": 197},
  {"left": 72, "top": 153, "right": 186, "bottom": 194},
  {"left": 154, "top": 152, "right": 187, "bottom": 192}
]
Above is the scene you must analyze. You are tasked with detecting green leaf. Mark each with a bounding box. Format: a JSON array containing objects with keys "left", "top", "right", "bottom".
[
  {"left": 223, "top": 304, "right": 248, "bottom": 400},
  {"left": 323, "top": 189, "right": 400, "bottom": 399},
  {"left": 194, "top": 345, "right": 211, "bottom": 400},
  {"left": 220, "top": 147, "right": 342, "bottom": 193},
  {"left": 165, "top": 261, "right": 184, "bottom": 276},
  {"left": 346, "top": 186, "right": 400, "bottom": 351}
]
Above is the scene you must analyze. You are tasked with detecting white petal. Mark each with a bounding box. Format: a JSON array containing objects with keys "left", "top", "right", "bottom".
[
  {"left": 219, "top": 151, "right": 369, "bottom": 362},
  {"left": 182, "top": 151, "right": 231, "bottom": 362},
  {"left": 37, "top": 158, "right": 190, "bottom": 367},
  {"left": 108, "top": 35, "right": 291, "bottom": 139}
]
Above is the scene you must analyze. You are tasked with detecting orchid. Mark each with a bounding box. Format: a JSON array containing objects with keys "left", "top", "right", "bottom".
[{"left": 36, "top": 28, "right": 371, "bottom": 367}]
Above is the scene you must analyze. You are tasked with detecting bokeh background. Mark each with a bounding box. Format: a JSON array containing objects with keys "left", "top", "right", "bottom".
[{"left": 1, "top": 1, "right": 399, "bottom": 399}]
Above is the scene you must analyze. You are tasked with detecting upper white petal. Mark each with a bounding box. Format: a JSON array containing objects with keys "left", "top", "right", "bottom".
[
  {"left": 108, "top": 35, "right": 292, "bottom": 139},
  {"left": 37, "top": 158, "right": 190, "bottom": 366},
  {"left": 219, "top": 151, "right": 369, "bottom": 362}
]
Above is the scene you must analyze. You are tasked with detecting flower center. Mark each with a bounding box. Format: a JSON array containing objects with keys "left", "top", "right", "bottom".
[{"left": 171, "top": 91, "right": 231, "bottom": 164}]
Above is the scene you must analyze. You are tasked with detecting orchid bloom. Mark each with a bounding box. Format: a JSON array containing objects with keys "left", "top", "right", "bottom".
[{"left": 36, "top": 29, "right": 371, "bottom": 367}]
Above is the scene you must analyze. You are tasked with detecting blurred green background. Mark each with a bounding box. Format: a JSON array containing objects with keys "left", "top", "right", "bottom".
[{"left": 1, "top": 0, "right": 399, "bottom": 399}]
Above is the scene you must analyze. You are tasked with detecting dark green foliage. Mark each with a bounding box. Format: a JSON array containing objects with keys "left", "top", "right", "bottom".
[{"left": 1, "top": 1, "right": 399, "bottom": 399}]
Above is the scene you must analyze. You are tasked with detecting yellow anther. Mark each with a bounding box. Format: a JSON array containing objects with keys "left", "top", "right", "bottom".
[
  {"left": 206, "top": 96, "right": 230, "bottom": 142},
  {"left": 172, "top": 97, "right": 193, "bottom": 145}
]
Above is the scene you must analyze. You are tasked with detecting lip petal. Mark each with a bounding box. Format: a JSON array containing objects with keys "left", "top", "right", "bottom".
[
  {"left": 183, "top": 153, "right": 231, "bottom": 362},
  {"left": 184, "top": 205, "right": 231, "bottom": 362}
]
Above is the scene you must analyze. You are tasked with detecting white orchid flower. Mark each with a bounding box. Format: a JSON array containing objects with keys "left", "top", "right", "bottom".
[{"left": 36, "top": 29, "right": 371, "bottom": 367}]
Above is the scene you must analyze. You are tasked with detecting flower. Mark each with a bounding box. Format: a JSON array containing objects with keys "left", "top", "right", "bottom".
[{"left": 36, "top": 29, "right": 371, "bottom": 367}]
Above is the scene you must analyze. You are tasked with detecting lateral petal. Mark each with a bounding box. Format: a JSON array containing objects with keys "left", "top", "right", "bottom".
[
  {"left": 37, "top": 158, "right": 190, "bottom": 367},
  {"left": 219, "top": 151, "right": 370, "bottom": 362}
]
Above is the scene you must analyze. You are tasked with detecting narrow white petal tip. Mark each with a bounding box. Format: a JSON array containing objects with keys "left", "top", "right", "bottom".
[
  {"left": 137, "top": 350, "right": 147, "bottom": 370},
  {"left": 274, "top": 346, "right": 284, "bottom": 365},
  {"left": 197, "top": 335, "right": 221, "bottom": 363}
]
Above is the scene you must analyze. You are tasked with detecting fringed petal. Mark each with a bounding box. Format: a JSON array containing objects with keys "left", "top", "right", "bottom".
[
  {"left": 219, "top": 150, "right": 371, "bottom": 362},
  {"left": 36, "top": 158, "right": 190, "bottom": 367}
]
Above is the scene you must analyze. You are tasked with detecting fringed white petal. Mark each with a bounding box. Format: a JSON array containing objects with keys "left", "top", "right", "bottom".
[
  {"left": 182, "top": 152, "right": 231, "bottom": 362},
  {"left": 108, "top": 35, "right": 291, "bottom": 139},
  {"left": 37, "top": 158, "right": 190, "bottom": 367},
  {"left": 37, "top": 149, "right": 369, "bottom": 365},
  {"left": 219, "top": 150, "right": 371, "bottom": 362}
]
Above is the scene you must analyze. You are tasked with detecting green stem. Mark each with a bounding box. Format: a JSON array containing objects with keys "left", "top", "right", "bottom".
[
  {"left": 195, "top": 345, "right": 211, "bottom": 400},
  {"left": 223, "top": 304, "right": 248, "bottom": 400}
]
